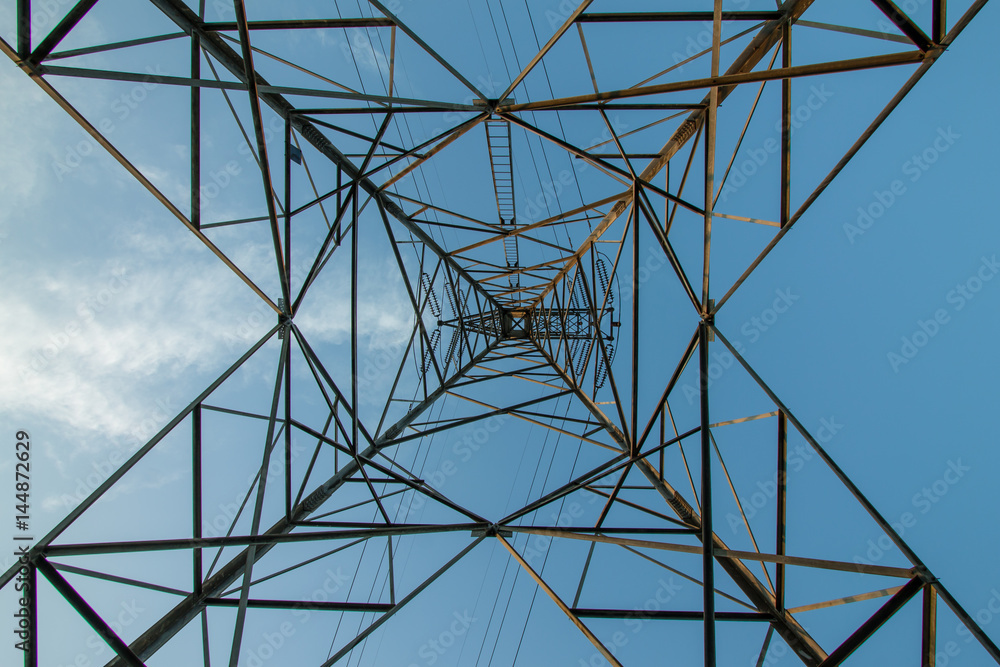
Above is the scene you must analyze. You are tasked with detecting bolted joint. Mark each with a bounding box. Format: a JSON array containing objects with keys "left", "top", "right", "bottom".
[
  {"left": 701, "top": 300, "right": 716, "bottom": 340},
  {"left": 471, "top": 524, "right": 512, "bottom": 538},
  {"left": 912, "top": 565, "right": 938, "bottom": 585},
  {"left": 277, "top": 299, "right": 291, "bottom": 338},
  {"left": 382, "top": 424, "right": 403, "bottom": 442}
]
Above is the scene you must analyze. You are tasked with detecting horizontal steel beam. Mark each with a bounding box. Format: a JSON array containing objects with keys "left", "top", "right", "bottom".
[
  {"left": 44, "top": 524, "right": 485, "bottom": 557},
  {"left": 578, "top": 11, "right": 781, "bottom": 22},
  {"left": 35, "top": 64, "right": 480, "bottom": 110},
  {"left": 573, "top": 608, "right": 771, "bottom": 621},
  {"left": 203, "top": 18, "right": 393, "bottom": 30},
  {"left": 205, "top": 598, "right": 393, "bottom": 613},
  {"left": 147, "top": 0, "right": 501, "bottom": 311},
  {"left": 533, "top": 339, "right": 829, "bottom": 664},
  {"left": 104, "top": 339, "right": 496, "bottom": 665},
  {"left": 498, "top": 50, "right": 926, "bottom": 112}
]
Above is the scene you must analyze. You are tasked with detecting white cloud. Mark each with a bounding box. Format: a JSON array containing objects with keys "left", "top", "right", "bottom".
[
  {"left": 295, "top": 253, "right": 414, "bottom": 351},
  {"left": 0, "top": 21, "right": 414, "bottom": 512},
  {"left": 0, "top": 239, "right": 273, "bottom": 441},
  {"left": 0, "top": 65, "right": 59, "bottom": 213}
]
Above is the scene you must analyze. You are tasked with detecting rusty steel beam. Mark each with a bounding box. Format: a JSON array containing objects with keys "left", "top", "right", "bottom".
[
  {"left": 97, "top": 337, "right": 495, "bottom": 665},
  {"left": 820, "top": 578, "right": 924, "bottom": 666},
  {"left": 534, "top": 340, "right": 828, "bottom": 664},
  {"left": 145, "top": 0, "right": 502, "bottom": 312},
  {"left": 526, "top": 0, "right": 818, "bottom": 310}
]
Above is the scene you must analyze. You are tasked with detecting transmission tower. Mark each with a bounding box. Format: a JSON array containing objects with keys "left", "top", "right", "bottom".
[{"left": 2, "top": 1, "right": 998, "bottom": 665}]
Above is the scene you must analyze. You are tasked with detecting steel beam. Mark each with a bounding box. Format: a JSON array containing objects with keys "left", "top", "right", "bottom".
[
  {"left": 573, "top": 609, "right": 770, "bottom": 621},
  {"left": 36, "top": 559, "right": 145, "bottom": 667},
  {"left": 870, "top": 0, "right": 934, "bottom": 51},
  {"left": 103, "top": 341, "right": 496, "bottom": 664},
  {"left": 231, "top": 0, "right": 290, "bottom": 309},
  {"left": 534, "top": 341, "right": 828, "bottom": 664},
  {"left": 146, "top": 0, "right": 501, "bottom": 311},
  {"left": 820, "top": 577, "right": 924, "bottom": 665},
  {"left": 526, "top": 0, "right": 818, "bottom": 310},
  {"left": 26, "top": 0, "right": 99, "bottom": 65},
  {"left": 498, "top": 534, "right": 623, "bottom": 667},
  {"left": 16, "top": 0, "right": 30, "bottom": 59},
  {"left": 577, "top": 11, "right": 781, "bottom": 22},
  {"left": 700, "top": 321, "right": 716, "bottom": 667},
  {"left": 923, "top": 585, "right": 938, "bottom": 666},
  {"left": 776, "top": 411, "right": 788, "bottom": 611},
  {"left": 203, "top": 18, "right": 393, "bottom": 30}
]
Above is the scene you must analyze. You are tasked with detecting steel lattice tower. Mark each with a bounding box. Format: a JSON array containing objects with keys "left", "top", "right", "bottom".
[{"left": 2, "top": 1, "right": 998, "bottom": 665}]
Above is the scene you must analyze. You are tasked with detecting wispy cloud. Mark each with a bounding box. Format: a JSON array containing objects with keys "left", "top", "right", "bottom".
[
  {"left": 0, "top": 30, "right": 413, "bottom": 516},
  {"left": 296, "top": 253, "right": 415, "bottom": 350},
  {"left": 0, "top": 223, "right": 274, "bottom": 443}
]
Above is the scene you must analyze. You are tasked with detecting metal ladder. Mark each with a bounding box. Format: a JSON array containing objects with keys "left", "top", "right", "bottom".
[{"left": 485, "top": 119, "right": 518, "bottom": 292}]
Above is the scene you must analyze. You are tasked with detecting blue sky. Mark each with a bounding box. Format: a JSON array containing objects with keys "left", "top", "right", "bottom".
[{"left": 1, "top": 0, "right": 999, "bottom": 665}]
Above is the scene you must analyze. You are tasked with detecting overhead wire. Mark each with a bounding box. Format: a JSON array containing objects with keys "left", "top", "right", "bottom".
[
  {"left": 316, "top": 9, "right": 468, "bottom": 663},
  {"left": 485, "top": 394, "right": 575, "bottom": 665},
  {"left": 196, "top": 3, "right": 504, "bottom": 664},
  {"left": 356, "top": 0, "right": 470, "bottom": 254},
  {"left": 509, "top": 397, "right": 583, "bottom": 665},
  {"left": 285, "top": 3, "right": 613, "bottom": 663},
  {"left": 520, "top": 0, "right": 590, "bottom": 234},
  {"left": 493, "top": 2, "right": 570, "bottom": 253},
  {"left": 470, "top": 365, "right": 539, "bottom": 664}
]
